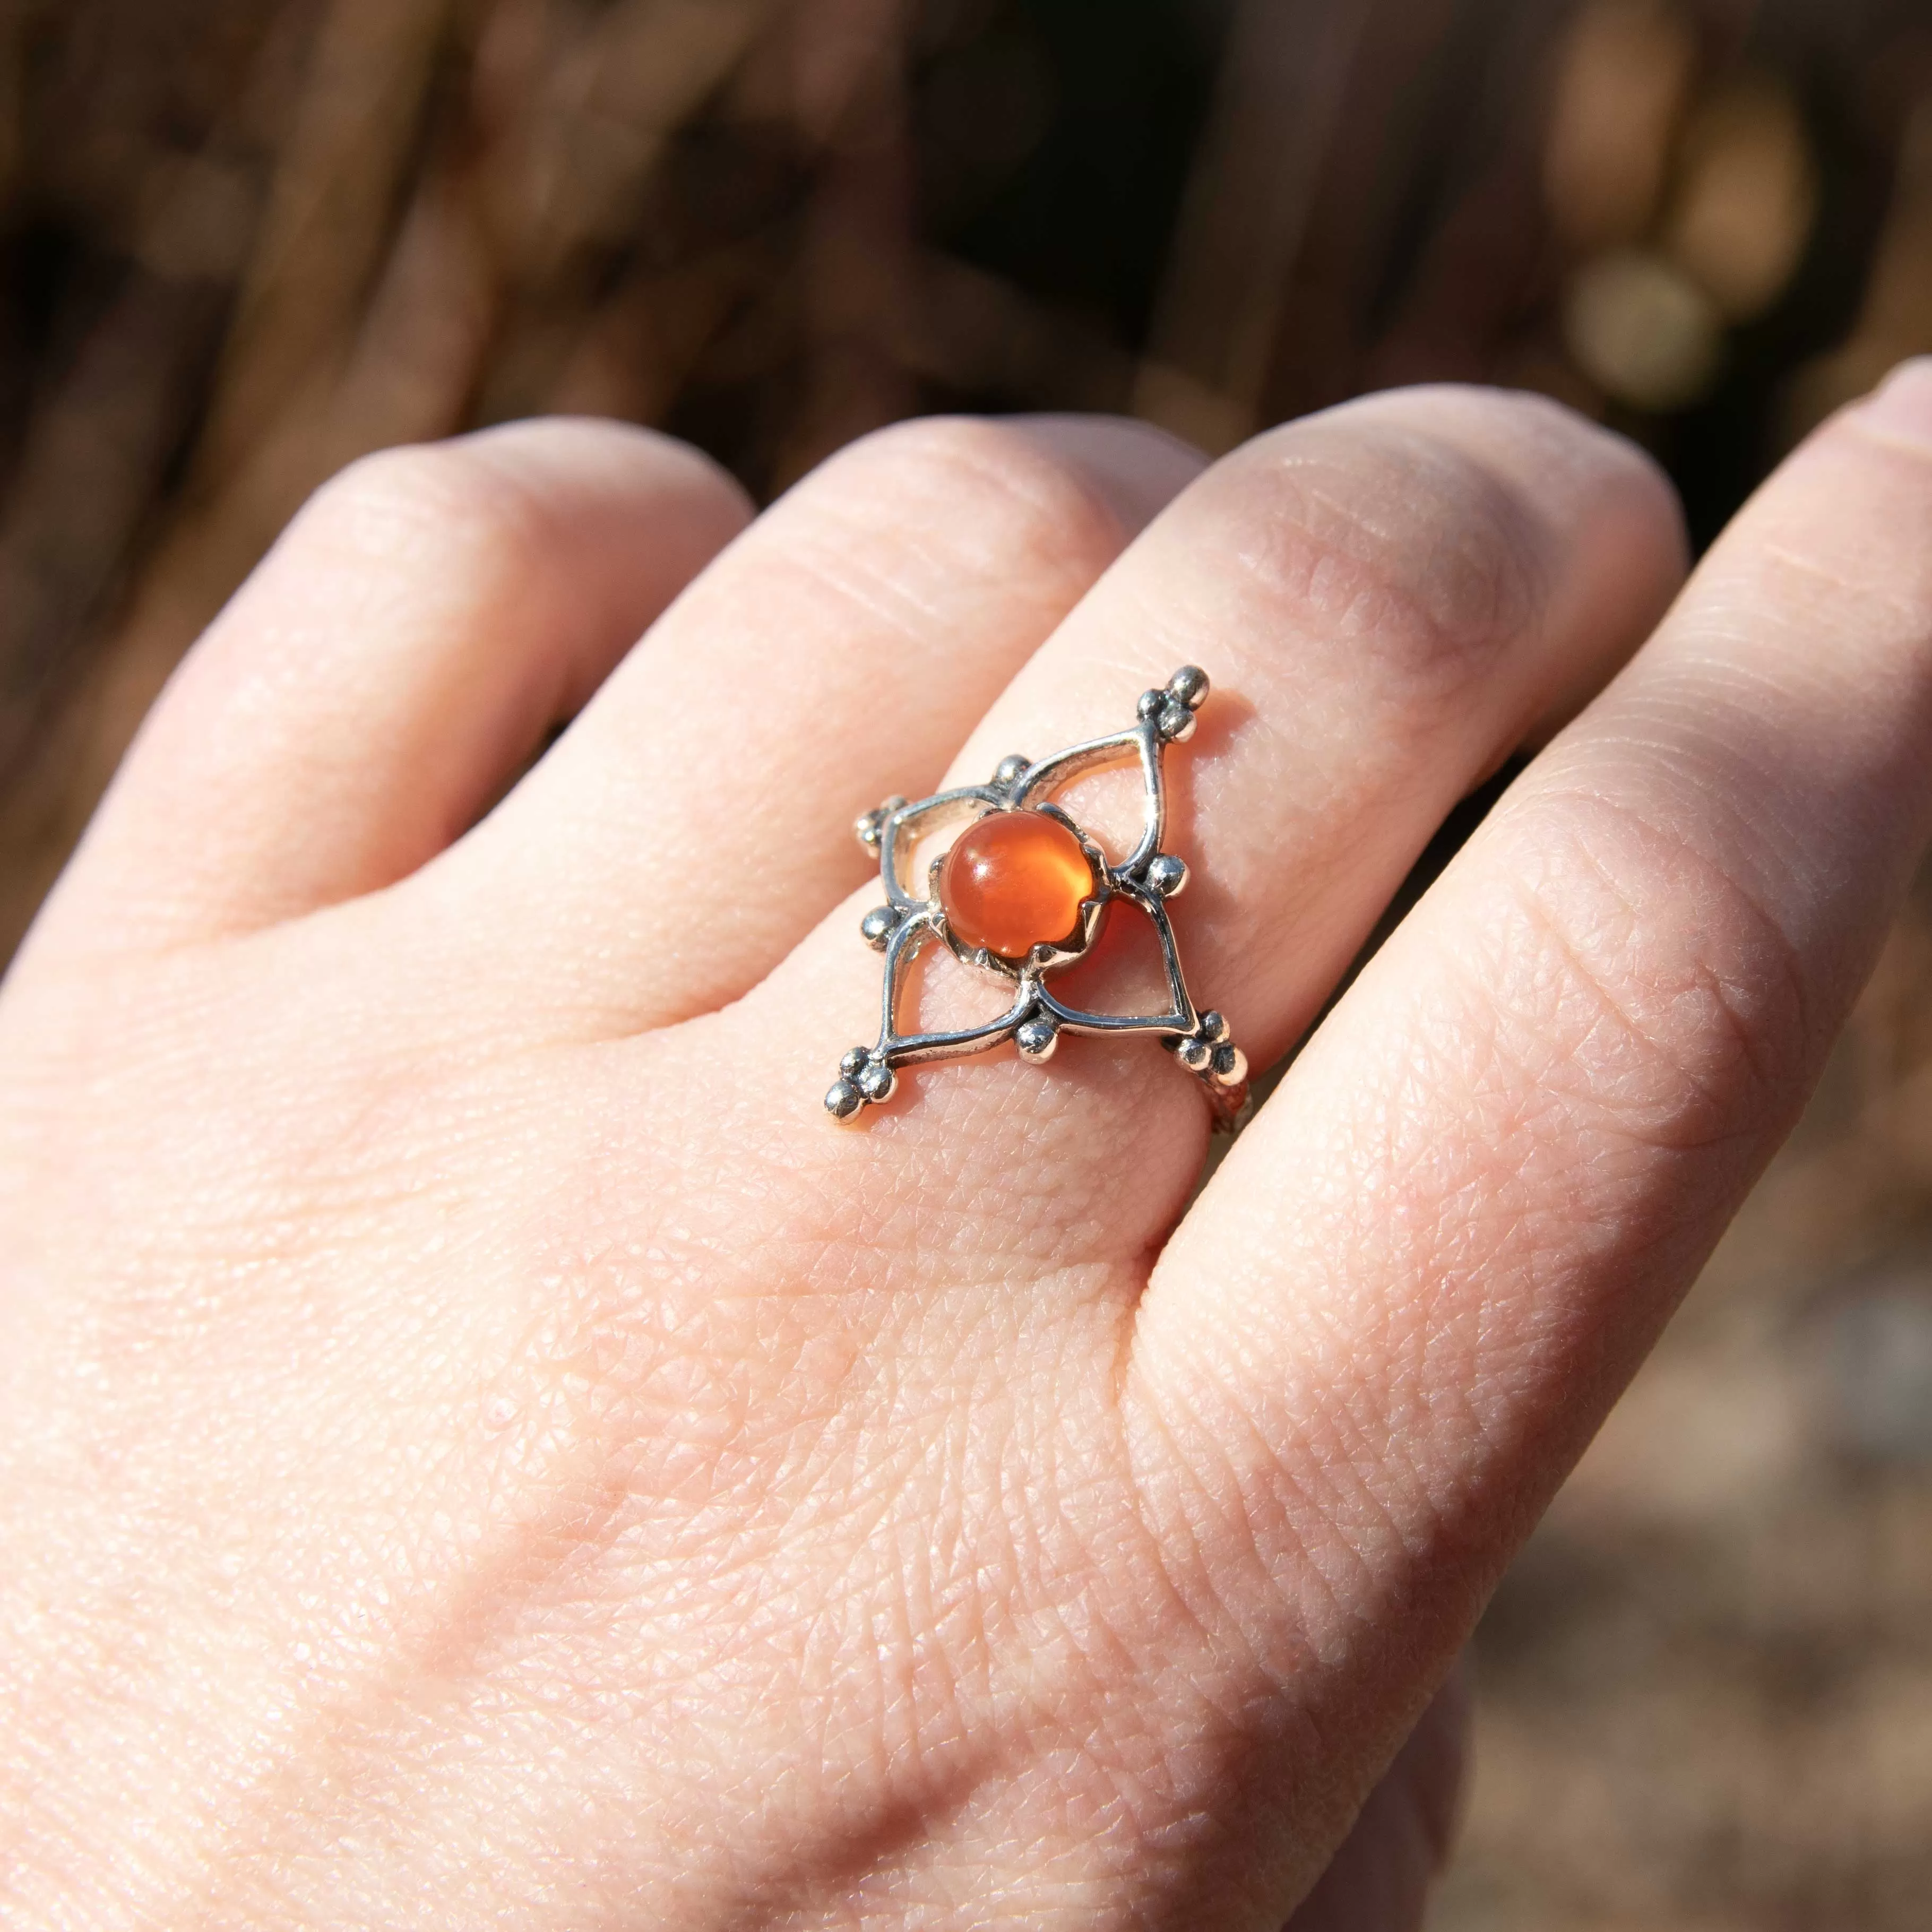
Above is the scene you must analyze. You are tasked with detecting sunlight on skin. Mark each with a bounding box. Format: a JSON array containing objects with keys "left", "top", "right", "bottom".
[{"left": 2, "top": 368, "right": 1930, "bottom": 1928}]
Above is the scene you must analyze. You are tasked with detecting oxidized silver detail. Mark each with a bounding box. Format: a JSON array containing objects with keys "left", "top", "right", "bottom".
[
  {"left": 1145, "top": 853, "right": 1188, "bottom": 899},
  {"left": 1014, "top": 1015, "right": 1060, "bottom": 1063},
  {"left": 828, "top": 666, "right": 1248, "bottom": 1127}
]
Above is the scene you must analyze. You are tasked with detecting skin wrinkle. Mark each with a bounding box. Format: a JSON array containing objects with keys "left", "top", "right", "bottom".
[
  {"left": 1175, "top": 1067, "right": 1517, "bottom": 1534},
  {"left": 321, "top": 437, "right": 648, "bottom": 581},
  {"left": 680, "top": 1016, "right": 1194, "bottom": 1278},
  {"left": 687, "top": 1422, "right": 1066, "bottom": 1916},
  {"left": 1124, "top": 1344, "right": 1381, "bottom": 1681},
  {"left": 465, "top": 1252, "right": 1105, "bottom": 1916},
  {"left": 1285, "top": 1286, "right": 1484, "bottom": 1547},
  {"left": 1529, "top": 711, "right": 1810, "bottom": 925},
  {"left": 1234, "top": 442, "right": 1546, "bottom": 691},
  {"left": 953, "top": 401, "right": 1611, "bottom": 767},
  {"left": 1536, "top": 668, "right": 1904, "bottom": 936},
  {"left": 788, "top": 424, "right": 1137, "bottom": 620},
  {"left": 1403, "top": 963, "right": 1726, "bottom": 1323},
  {"left": 1480, "top": 789, "right": 1814, "bottom": 1136},
  {"left": 71, "top": 1143, "right": 695, "bottom": 1901},
  {"left": 1757, "top": 525, "right": 1932, "bottom": 627},
  {"left": 838, "top": 1375, "right": 1290, "bottom": 1916},
  {"left": 744, "top": 504, "right": 1049, "bottom": 689},
  {"left": 205, "top": 484, "right": 553, "bottom": 748}
]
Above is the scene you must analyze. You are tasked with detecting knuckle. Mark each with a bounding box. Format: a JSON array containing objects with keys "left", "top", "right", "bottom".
[
  {"left": 809, "top": 413, "right": 1133, "bottom": 582},
  {"left": 300, "top": 439, "right": 555, "bottom": 582},
  {"left": 1478, "top": 790, "right": 1813, "bottom": 1152},
  {"left": 1198, "top": 404, "right": 1560, "bottom": 701}
]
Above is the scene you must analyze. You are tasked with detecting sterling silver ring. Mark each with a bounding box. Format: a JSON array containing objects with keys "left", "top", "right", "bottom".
[{"left": 826, "top": 666, "right": 1249, "bottom": 1127}]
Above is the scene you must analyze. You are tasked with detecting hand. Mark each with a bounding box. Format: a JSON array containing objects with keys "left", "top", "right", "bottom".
[{"left": 5, "top": 368, "right": 1932, "bottom": 1930}]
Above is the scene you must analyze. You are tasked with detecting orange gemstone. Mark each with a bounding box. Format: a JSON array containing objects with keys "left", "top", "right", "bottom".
[{"left": 939, "top": 809, "right": 1094, "bottom": 959}]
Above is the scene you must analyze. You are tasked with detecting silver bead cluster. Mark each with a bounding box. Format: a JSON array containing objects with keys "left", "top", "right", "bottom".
[
  {"left": 825, "top": 1045, "right": 898, "bottom": 1120},
  {"left": 1136, "top": 662, "right": 1210, "bottom": 743},
  {"left": 1165, "top": 1008, "right": 1247, "bottom": 1094}
]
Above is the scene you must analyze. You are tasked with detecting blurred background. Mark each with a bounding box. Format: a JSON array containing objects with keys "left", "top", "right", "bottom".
[{"left": 2, "top": 0, "right": 1930, "bottom": 1922}]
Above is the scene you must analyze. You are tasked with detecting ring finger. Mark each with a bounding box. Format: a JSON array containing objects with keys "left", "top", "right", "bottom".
[{"left": 728, "top": 385, "right": 1689, "bottom": 1270}]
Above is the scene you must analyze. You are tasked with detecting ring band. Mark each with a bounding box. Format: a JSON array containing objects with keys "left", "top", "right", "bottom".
[{"left": 826, "top": 667, "right": 1249, "bottom": 1127}]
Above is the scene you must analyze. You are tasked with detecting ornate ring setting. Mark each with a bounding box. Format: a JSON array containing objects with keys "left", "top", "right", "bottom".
[{"left": 825, "top": 666, "right": 1249, "bottom": 1126}]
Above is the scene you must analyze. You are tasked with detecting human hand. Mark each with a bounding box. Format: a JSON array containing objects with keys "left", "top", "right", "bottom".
[{"left": 6, "top": 368, "right": 1932, "bottom": 1929}]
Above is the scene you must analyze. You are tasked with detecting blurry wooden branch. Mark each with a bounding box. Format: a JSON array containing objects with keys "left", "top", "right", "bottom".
[
  {"left": 0, "top": 0, "right": 1928, "bottom": 956},
  {"left": 0, "top": 0, "right": 1124, "bottom": 947},
  {"left": 1134, "top": 0, "right": 1370, "bottom": 450}
]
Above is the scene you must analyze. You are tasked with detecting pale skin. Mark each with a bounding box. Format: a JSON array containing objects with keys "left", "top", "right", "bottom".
[{"left": 4, "top": 367, "right": 1932, "bottom": 1930}]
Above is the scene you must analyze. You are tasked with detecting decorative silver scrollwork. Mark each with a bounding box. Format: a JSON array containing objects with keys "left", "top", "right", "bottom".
[{"left": 827, "top": 667, "right": 1249, "bottom": 1127}]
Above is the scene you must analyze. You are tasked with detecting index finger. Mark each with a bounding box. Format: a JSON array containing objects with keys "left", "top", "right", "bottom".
[{"left": 1129, "top": 360, "right": 1932, "bottom": 1849}]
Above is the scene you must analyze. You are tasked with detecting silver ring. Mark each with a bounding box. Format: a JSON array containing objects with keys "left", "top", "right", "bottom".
[{"left": 826, "top": 667, "right": 1249, "bottom": 1127}]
